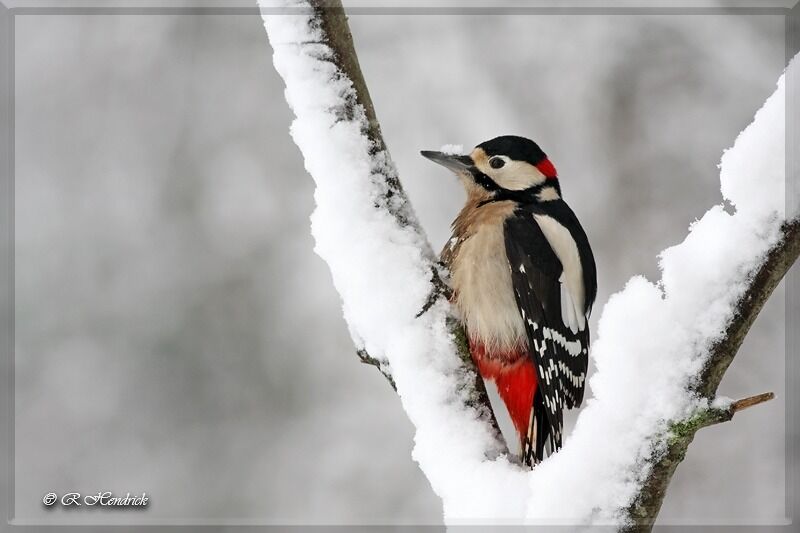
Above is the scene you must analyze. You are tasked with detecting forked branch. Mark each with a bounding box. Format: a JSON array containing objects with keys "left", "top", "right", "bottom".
[{"left": 263, "top": 1, "right": 796, "bottom": 529}]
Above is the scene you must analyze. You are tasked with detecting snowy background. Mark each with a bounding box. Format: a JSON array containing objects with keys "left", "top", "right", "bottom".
[{"left": 11, "top": 4, "right": 790, "bottom": 526}]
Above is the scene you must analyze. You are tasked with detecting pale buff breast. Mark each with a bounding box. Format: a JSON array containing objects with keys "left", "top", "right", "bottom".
[{"left": 446, "top": 201, "right": 528, "bottom": 354}]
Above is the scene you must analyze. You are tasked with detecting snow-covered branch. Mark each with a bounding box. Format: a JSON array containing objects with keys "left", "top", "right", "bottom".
[
  {"left": 623, "top": 70, "right": 797, "bottom": 528},
  {"left": 258, "top": 0, "right": 507, "bottom": 465},
  {"left": 261, "top": 1, "right": 797, "bottom": 529}
]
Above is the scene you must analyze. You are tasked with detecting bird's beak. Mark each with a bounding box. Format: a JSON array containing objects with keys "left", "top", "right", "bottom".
[{"left": 420, "top": 151, "right": 474, "bottom": 173}]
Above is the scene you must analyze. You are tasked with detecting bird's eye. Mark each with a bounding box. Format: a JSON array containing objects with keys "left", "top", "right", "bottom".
[{"left": 489, "top": 157, "right": 505, "bottom": 169}]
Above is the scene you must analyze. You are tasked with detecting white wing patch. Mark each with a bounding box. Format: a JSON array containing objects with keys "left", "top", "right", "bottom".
[{"left": 533, "top": 214, "right": 586, "bottom": 332}]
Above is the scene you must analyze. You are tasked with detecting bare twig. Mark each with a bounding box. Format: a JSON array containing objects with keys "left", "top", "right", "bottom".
[
  {"left": 356, "top": 348, "right": 396, "bottom": 391},
  {"left": 668, "top": 392, "right": 775, "bottom": 440},
  {"left": 730, "top": 391, "right": 775, "bottom": 413}
]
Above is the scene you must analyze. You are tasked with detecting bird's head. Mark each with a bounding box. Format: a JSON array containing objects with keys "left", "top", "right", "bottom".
[{"left": 421, "top": 135, "right": 560, "bottom": 203}]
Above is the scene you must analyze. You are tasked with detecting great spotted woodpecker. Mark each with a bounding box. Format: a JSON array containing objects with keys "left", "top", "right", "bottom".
[{"left": 422, "top": 136, "right": 597, "bottom": 467}]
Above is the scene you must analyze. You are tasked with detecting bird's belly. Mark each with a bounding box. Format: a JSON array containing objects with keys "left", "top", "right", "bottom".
[{"left": 450, "top": 223, "right": 528, "bottom": 355}]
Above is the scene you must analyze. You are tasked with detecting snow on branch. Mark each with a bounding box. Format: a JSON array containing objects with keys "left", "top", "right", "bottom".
[
  {"left": 261, "top": 1, "right": 797, "bottom": 528},
  {"left": 259, "top": 0, "right": 511, "bottom": 513}
]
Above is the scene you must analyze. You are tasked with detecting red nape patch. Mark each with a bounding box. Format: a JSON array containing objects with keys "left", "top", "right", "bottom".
[
  {"left": 468, "top": 338, "right": 537, "bottom": 445},
  {"left": 535, "top": 158, "right": 558, "bottom": 179}
]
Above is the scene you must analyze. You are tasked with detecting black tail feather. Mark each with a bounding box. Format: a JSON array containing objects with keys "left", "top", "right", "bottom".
[{"left": 522, "top": 389, "right": 554, "bottom": 468}]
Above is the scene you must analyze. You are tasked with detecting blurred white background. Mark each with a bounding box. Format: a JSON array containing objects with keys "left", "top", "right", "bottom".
[{"left": 11, "top": 3, "right": 790, "bottom": 526}]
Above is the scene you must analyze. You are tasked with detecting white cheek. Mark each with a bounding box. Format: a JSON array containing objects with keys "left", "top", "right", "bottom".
[{"left": 490, "top": 161, "right": 547, "bottom": 190}]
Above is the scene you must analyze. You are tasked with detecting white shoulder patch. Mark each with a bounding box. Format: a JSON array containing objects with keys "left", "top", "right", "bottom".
[
  {"left": 559, "top": 272, "right": 580, "bottom": 333},
  {"left": 533, "top": 214, "right": 586, "bottom": 332}
]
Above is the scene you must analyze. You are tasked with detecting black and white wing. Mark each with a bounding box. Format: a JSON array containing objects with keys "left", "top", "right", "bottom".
[{"left": 504, "top": 202, "right": 596, "bottom": 464}]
